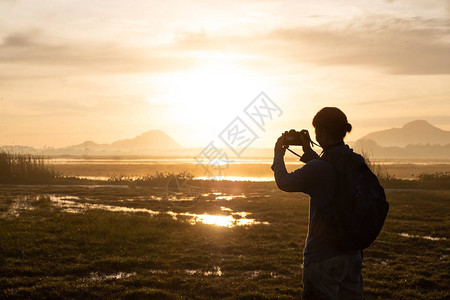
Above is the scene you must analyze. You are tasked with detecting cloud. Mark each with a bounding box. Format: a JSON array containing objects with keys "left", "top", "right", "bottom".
[
  {"left": 1, "top": 14, "right": 449, "bottom": 80},
  {"left": 2, "top": 31, "right": 36, "bottom": 46},
  {"left": 174, "top": 16, "right": 450, "bottom": 75},
  {"left": 301, "top": 19, "right": 450, "bottom": 74},
  {"left": 0, "top": 31, "right": 199, "bottom": 77}
]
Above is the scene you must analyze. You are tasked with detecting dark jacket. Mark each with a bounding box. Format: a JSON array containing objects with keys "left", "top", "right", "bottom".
[{"left": 271, "top": 144, "right": 359, "bottom": 265}]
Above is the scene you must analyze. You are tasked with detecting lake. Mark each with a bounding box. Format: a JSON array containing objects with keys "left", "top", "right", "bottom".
[{"left": 49, "top": 157, "right": 450, "bottom": 181}]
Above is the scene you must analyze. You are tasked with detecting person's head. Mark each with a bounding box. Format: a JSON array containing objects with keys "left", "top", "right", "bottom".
[{"left": 312, "top": 107, "right": 352, "bottom": 148}]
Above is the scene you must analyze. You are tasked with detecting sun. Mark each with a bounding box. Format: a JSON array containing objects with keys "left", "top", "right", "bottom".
[{"left": 151, "top": 58, "right": 267, "bottom": 124}]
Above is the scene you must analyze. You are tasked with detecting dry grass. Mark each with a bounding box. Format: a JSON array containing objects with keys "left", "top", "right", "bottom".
[
  {"left": 0, "top": 151, "right": 59, "bottom": 184},
  {"left": 0, "top": 185, "right": 448, "bottom": 299}
]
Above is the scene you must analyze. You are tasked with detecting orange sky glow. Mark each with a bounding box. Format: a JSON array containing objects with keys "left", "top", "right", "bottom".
[{"left": 0, "top": 0, "right": 449, "bottom": 148}]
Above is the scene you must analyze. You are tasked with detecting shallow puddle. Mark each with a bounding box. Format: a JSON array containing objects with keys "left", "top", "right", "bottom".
[
  {"left": 78, "top": 176, "right": 110, "bottom": 181},
  {"left": 246, "top": 270, "right": 279, "bottom": 279},
  {"left": 148, "top": 267, "right": 223, "bottom": 276},
  {"left": 89, "top": 272, "right": 136, "bottom": 281},
  {"left": 168, "top": 205, "right": 268, "bottom": 227},
  {"left": 215, "top": 195, "right": 247, "bottom": 201},
  {"left": 194, "top": 176, "right": 273, "bottom": 182},
  {"left": 50, "top": 196, "right": 161, "bottom": 215},
  {"left": 2, "top": 196, "right": 35, "bottom": 217},
  {"left": 186, "top": 266, "right": 223, "bottom": 276},
  {"left": 171, "top": 212, "right": 267, "bottom": 227},
  {"left": 146, "top": 268, "right": 284, "bottom": 278},
  {"left": 8, "top": 195, "right": 269, "bottom": 228},
  {"left": 398, "top": 232, "right": 447, "bottom": 241}
]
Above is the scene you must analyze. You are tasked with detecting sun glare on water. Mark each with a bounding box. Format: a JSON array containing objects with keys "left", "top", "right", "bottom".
[{"left": 184, "top": 213, "right": 266, "bottom": 227}]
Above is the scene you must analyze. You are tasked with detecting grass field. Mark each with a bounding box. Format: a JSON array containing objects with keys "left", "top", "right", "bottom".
[{"left": 1, "top": 183, "right": 448, "bottom": 299}]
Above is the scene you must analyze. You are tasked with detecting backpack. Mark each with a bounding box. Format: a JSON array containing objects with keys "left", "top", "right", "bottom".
[{"left": 318, "top": 150, "right": 389, "bottom": 251}]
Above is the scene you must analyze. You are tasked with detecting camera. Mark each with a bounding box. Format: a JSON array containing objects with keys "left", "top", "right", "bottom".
[{"left": 282, "top": 129, "right": 311, "bottom": 146}]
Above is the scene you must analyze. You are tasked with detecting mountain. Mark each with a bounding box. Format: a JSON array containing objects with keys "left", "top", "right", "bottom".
[
  {"left": 359, "top": 120, "right": 450, "bottom": 147},
  {"left": 353, "top": 120, "right": 450, "bottom": 160},
  {"left": 63, "top": 141, "right": 109, "bottom": 152},
  {"left": 5, "top": 130, "right": 184, "bottom": 156},
  {"left": 110, "top": 130, "right": 181, "bottom": 150}
]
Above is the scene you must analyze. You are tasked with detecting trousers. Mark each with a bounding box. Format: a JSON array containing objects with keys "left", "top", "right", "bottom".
[{"left": 302, "top": 252, "right": 363, "bottom": 300}]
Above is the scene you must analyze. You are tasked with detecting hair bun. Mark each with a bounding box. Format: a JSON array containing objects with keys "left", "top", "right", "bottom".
[{"left": 345, "top": 123, "right": 352, "bottom": 133}]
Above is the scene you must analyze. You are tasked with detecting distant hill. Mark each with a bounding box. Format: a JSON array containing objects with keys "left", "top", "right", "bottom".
[
  {"left": 353, "top": 140, "right": 450, "bottom": 160},
  {"left": 3, "top": 123, "right": 450, "bottom": 159},
  {"left": 110, "top": 130, "right": 181, "bottom": 150},
  {"left": 359, "top": 120, "right": 450, "bottom": 147},
  {"left": 0, "top": 130, "right": 182, "bottom": 156},
  {"left": 354, "top": 120, "right": 450, "bottom": 160},
  {"left": 61, "top": 130, "right": 182, "bottom": 154}
]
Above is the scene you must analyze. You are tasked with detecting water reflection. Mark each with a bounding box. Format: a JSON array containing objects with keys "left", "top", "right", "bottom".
[
  {"left": 143, "top": 268, "right": 284, "bottom": 278},
  {"left": 50, "top": 196, "right": 161, "bottom": 215},
  {"left": 78, "top": 176, "right": 110, "bottom": 181},
  {"left": 186, "top": 266, "right": 223, "bottom": 276},
  {"left": 148, "top": 267, "right": 223, "bottom": 276},
  {"left": 74, "top": 175, "right": 275, "bottom": 182},
  {"left": 194, "top": 176, "right": 273, "bottom": 182},
  {"left": 175, "top": 213, "right": 266, "bottom": 227},
  {"left": 215, "top": 195, "right": 247, "bottom": 201},
  {"left": 47, "top": 195, "right": 269, "bottom": 227},
  {"left": 246, "top": 270, "right": 279, "bottom": 279},
  {"left": 3, "top": 196, "right": 35, "bottom": 217},
  {"left": 2, "top": 195, "right": 269, "bottom": 227},
  {"left": 165, "top": 204, "right": 268, "bottom": 227},
  {"left": 89, "top": 272, "right": 136, "bottom": 281},
  {"left": 398, "top": 232, "right": 446, "bottom": 241}
]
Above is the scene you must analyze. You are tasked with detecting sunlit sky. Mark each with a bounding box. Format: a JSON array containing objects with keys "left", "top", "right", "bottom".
[{"left": 1, "top": 0, "right": 449, "bottom": 148}]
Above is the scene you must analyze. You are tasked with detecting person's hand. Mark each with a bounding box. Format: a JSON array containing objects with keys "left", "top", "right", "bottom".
[
  {"left": 300, "top": 130, "right": 312, "bottom": 153},
  {"left": 274, "top": 132, "right": 288, "bottom": 156}
]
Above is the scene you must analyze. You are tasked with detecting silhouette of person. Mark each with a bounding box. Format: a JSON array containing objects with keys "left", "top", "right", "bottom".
[{"left": 271, "top": 107, "right": 363, "bottom": 300}]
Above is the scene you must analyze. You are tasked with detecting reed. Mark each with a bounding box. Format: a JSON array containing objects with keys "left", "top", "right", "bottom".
[
  {"left": 0, "top": 150, "right": 59, "bottom": 184},
  {"left": 108, "top": 171, "right": 194, "bottom": 186}
]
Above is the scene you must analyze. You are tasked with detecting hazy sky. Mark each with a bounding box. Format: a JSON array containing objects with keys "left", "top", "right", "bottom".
[{"left": 1, "top": 0, "right": 449, "bottom": 148}]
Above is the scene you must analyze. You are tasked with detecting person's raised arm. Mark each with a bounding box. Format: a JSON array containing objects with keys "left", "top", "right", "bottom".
[{"left": 271, "top": 133, "right": 318, "bottom": 193}]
